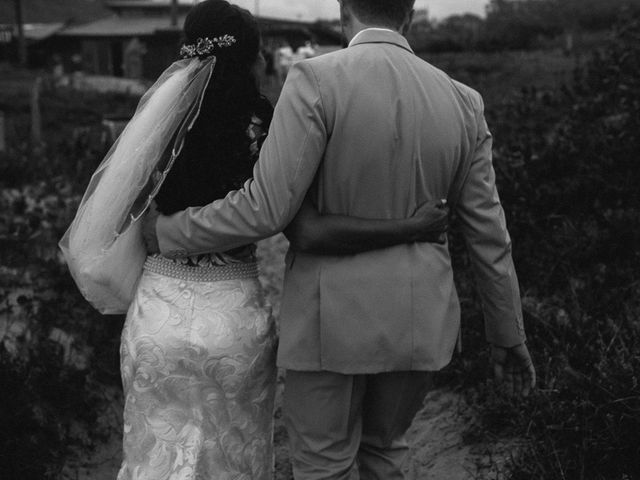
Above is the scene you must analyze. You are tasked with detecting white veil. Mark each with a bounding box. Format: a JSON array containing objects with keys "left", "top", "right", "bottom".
[{"left": 60, "top": 56, "right": 216, "bottom": 314}]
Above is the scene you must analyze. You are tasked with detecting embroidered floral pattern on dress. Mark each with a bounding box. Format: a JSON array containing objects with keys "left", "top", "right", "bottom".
[
  {"left": 118, "top": 269, "right": 277, "bottom": 480},
  {"left": 168, "top": 243, "right": 257, "bottom": 268}
]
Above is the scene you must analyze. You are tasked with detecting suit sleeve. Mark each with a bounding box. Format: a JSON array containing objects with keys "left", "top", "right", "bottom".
[
  {"left": 156, "top": 61, "right": 327, "bottom": 256},
  {"left": 455, "top": 92, "right": 526, "bottom": 348}
]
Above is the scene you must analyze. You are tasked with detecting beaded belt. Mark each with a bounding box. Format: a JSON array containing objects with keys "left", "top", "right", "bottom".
[{"left": 144, "top": 255, "right": 259, "bottom": 282}]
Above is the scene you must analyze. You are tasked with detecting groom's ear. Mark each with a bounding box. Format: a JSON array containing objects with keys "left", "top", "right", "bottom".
[
  {"left": 401, "top": 9, "right": 415, "bottom": 36},
  {"left": 339, "top": 0, "right": 353, "bottom": 24}
]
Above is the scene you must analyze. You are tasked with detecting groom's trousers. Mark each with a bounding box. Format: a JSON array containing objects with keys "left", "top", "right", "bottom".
[{"left": 283, "top": 370, "right": 433, "bottom": 480}]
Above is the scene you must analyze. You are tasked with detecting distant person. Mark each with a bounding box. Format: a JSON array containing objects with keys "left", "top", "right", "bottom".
[
  {"left": 276, "top": 43, "right": 293, "bottom": 83},
  {"left": 144, "top": 0, "right": 535, "bottom": 478},
  {"left": 70, "top": 53, "right": 84, "bottom": 89},
  {"left": 296, "top": 40, "right": 316, "bottom": 59},
  {"left": 50, "top": 54, "right": 65, "bottom": 88},
  {"left": 262, "top": 46, "right": 277, "bottom": 88},
  {"left": 123, "top": 37, "right": 147, "bottom": 79},
  {"left": 289, "top": 41, "right": 316, "bottom": 67}
]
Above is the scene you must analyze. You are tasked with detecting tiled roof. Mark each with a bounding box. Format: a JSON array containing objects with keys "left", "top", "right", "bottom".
[
  {"left": 59, "top": 14, "right": 186, "bottom": 37},
  {"left": 23, "top": 22, "right": 67, "bottom": 40},
  {"left": 0, "top": 22, "right": 67, "bottom": 40},
  {"left": 105, "top": 0, "right": 193, "bottom": 9},
  {"left": 0, "top": 0, "right": 110, "bottom": 24}
]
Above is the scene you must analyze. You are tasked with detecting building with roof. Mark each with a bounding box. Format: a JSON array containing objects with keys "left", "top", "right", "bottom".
[
  {"left": 0, "top": 0, "right": 111, "bottom": 65},
  {"left": 45, "top": 1, "right": 188, "bottom": 78},
  {"left": 42, "top": 1, "right": 340, "bottom": 80},
  {"left": 2, "top": 1, "right": 341, "bottom": 80}
]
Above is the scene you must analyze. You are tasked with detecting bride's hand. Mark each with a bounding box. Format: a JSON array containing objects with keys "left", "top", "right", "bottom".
[
  {"left": 284, "top": 196, "right": 449, "bottom": 255},
  {"left": 142, "top": 201, "right": 161, "bottom": 254},
  {"left": 409, "top": 199, "right": 449, "bottom": 244}
]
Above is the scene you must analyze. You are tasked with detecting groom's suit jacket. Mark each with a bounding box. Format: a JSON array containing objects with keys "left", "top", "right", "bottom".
[{"left": 157, "top": 30, "right": 526, "bottom": 374}]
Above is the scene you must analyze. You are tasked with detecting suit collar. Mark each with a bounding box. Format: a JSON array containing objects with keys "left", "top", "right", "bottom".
[{"left": 348, "top": 28, "right": 414, "bottom": 54}]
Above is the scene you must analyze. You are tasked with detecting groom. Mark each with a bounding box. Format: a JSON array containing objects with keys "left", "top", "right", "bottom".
[{"left": 145, "top": 0, "right": 535, "bottom": 478}]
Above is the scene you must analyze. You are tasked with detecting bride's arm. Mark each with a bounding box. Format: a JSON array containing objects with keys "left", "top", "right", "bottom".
[{"left": 284, "top": 197, "right": 449, "bottom": 255}]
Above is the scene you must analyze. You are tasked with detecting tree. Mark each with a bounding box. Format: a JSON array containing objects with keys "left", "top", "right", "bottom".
[
  {"left": 482, "top": 0, "right": 560, "bottom": 50},
  {"left": 482, "top": 0, "right": 640, "bottom": 51},
  {"left": 438, "top": 14, "right": 484, "bottom": 51},
  {"left": 406, "top": 8, "right": 433, "bottom": 52}
]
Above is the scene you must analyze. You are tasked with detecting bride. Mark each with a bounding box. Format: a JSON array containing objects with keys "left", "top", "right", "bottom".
[{"left": 62, "top": 1, "right": 448, "bottom": 478}]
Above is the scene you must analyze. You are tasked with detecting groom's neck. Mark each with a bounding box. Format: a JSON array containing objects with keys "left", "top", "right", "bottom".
[
  {"left": 340, "top": 4, "right": 415, "bottom": 44},
  {"left": 354, "top": 23, "right": 398, "bottom": 37},
  {"left": 342, "top": 16, "right": 398, "bottom": 45}
]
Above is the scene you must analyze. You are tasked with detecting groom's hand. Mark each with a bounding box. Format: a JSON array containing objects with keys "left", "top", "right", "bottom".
[
  {"left": 491, "top": 343, "right": 536, "bottom": 397},
  {"left": 142, "top": 201, "right": 161, "bottom": 254}
]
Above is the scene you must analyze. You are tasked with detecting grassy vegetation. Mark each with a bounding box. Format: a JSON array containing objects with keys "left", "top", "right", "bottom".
[
  {"left": 447, "top": 19, "right": 640, "bottom": 479},
  {"left": 0, "top": 72, "right": 135, "bottom": 478}
]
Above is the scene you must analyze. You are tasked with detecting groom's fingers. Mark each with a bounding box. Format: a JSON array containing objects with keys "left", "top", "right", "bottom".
[
  {"left": 504, "top": 371, "right": 514, "bottom": 396},
  {"left": 493, "top": 360, "right": 504, "bottom": 385},
  {"left": 521, "top": 371, "right": 532, "bottom": 397},
  {"left": 512, "top": 359, "right": 536, "bottom": 397},
  {"left": 513, "top": 343, "right": 536, "bottom": 394},
  {"left": 529, "top": 363, "right": 537, "bottom": 390},
  {"left": 512, "top": 368, "right": 523, "bottom": 397},
  {"left": 525, "top": 360, "right": 536, "bottom": 394}
]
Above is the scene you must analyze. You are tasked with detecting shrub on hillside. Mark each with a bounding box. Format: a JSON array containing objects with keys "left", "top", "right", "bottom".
[
  {"left": 0, "top": 174, "right": 123, "bottom": 477},
  {"left": 0, "top": 88, "right": 136, "bottom": 477},
  {"left": 465, "top": 17, "right": 640, "bottom": 480}
]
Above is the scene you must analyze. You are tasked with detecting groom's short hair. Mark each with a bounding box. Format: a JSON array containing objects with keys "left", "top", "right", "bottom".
[{"left": 343, "top": 0, "right": 415, "bottom": 29}]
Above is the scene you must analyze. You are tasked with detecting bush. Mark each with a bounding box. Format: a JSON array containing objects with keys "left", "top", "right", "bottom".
[
  {"left": 456, "top": 17, "right": 640, "bottom": 479},
  {"left": 0, "top": 265, "right": 122, "bottom": 479},
  {"left": 0, "top": 87, "right": 136, "bottom": 477}
]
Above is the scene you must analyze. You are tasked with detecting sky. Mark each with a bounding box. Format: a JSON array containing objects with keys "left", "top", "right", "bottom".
[{"left": 229, "top": 0, "right": 489, "bottom": 21}]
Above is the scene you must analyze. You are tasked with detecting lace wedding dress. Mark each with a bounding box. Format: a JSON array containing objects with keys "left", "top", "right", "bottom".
[{"left": 117, "top": 250, "right": 277, "bottom": 480}]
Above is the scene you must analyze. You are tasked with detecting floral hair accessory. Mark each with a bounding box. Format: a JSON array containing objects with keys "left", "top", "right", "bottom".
[{"left": 179, "top": 35, "right": 237, "bottom": 59}]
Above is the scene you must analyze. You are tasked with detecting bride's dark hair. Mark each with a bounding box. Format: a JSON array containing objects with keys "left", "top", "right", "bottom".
[{"left": 155, "top": 0, "right": 272, "bottom": 215}]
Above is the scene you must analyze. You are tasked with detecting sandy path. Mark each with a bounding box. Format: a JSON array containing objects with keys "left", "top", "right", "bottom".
[
  {"left": 404, "top": 389, "right": 518, "bottom": 479},
  {"left": 63, "top": 386, "right": 518, "bottom": 480}
]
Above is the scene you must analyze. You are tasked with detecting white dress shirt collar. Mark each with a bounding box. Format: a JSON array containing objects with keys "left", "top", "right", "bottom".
[{"left": 348, "top": 27, "right": 398, "bottom": 47}]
